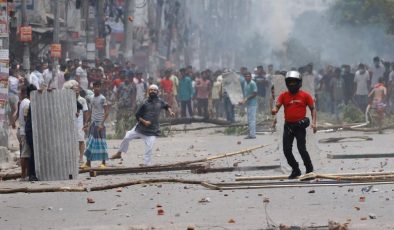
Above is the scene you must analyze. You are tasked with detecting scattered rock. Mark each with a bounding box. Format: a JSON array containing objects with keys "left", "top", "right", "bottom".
[
  {"left": 263, "top": 198, "right": 270, "bottom": 203},
  {"left": 360, "top": 217, "right": 367, "bottom": 221},
  {"left": 157, "top": 209, "right": 165, "bottom": 215},
  {"left": 237, "top": 141, "right": 241, "bottom": 145},
  {"left": 279, "top": 224, "right": 289, "bottom": 230},
  {"left": 369, "top": 213, "right": 377, "bottom": 219},
  {"left": 354, "top": 206, "right": 360, "bottom": 211},
  {"left": 87, "top": 198, "right": 95, "bottom": 204},
  {"left": 359, "top": 196, "right": 366, "bottom": 202},
  {"left": 228, "top": 218, "right": 236, "bottom": 224},
  {"left": 198, "top": 197, "right": 211, "bottom": 203},
  {"left": 156, "top": 204, "right": 162, "bottom": 208},
  {"left": 186, "top": 226, "right": 195, "bottom": 230},
  {"left": 308, "top": 190, "right": 315, "bottom": 194}
]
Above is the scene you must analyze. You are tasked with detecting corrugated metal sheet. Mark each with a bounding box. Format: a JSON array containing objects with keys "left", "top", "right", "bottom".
[{"left": 31, "top": 90, "right": 78, "bottom": 181}]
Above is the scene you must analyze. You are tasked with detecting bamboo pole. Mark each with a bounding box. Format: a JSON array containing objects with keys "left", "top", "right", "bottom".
[
  {"left": 90, "top": 164, "right": 206, "bottom": 177},
  {"left": 236, "top": 171, "right": 394, "bottom": 181},
  {"left": 318, "top": 136, "right": 372, "bottom": 143},
  {"left": 313, "top": 174, "right": 394, "bottom": 181},
  {"left": 192, "top": 165, "right": 280, "bottom": 174},
  {"left": 202, "top": 181, "right": 394, "bottom": 190},
  {"left": 0, "top": 179, "right": 203, "bottom": 194},
  {"left": 150, "top": 144, "right": 269, "bottom": 168}
]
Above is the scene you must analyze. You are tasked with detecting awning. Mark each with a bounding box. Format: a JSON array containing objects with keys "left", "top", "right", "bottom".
[
  {"left": 31, "top": 27, "right": 53, "bottom": 33},
  {"left": 45, "top": 13, "right": 66, "bottom": 24}
]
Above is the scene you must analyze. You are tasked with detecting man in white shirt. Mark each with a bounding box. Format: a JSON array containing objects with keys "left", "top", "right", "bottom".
[
  {"left": 8, "top": 69, "right": 19, "bottom": 126},
  {"left": 28, "top": 64, "right": 43, "bottom": 90},
  {"left": 370, "top": 56, "right": 386, "bottom": 89},
  {"left": 17, "top": 85, "right": 33, "bottom": 180},
  {"left": 76, "top": 60, "right": 89, "bottom": 91},
  {"left": 354, "top": 63, "right": 370, "bottom": 112},
  {"left": 42, "top": 62, "right": 58, "bottom": 90},
  {"left": 76, "top": 87, "right": 88, "bottom": 163}
]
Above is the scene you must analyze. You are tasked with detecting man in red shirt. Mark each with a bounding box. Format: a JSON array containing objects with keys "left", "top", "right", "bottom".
[
  {"left": 160, "top": 70, "right": 174, "bottom": 109},
  {"left": 271, "top": 71, "right": 317, "bottom": 179}
]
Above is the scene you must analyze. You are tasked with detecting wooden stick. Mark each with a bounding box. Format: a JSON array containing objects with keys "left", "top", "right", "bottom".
[
  {"left": 0, "top": 178, "right": 204, "bottom": 194},
  {"left": 160, "top": 117, "right": 234, "bottom": 126},
  {"left": 343, "top": 123, "right": 394, "bottom": 132},
  {"left": 170, "top": 124, "right": 246, "bottom": 132},
  {"left": 236, "top": 171, "right": 394, "bottom": 181},
  {"left": 151, "top": 144, "right": 269, "bottom": 168},
  {"left": 315, "top": 174, "right": 394, "bottom": 181},
  {"left": 202, "top": 181, "right": 394, "bottom": 190},
  {"left": 318, "top": 136, "right": 372, "bottom": 143},
  {"left": 327, "top": 153, "right": 394, "bottom": 159},
  {"left": 90, "top": 164, "right": 206, "bottom": 177},
  {"left": 192, "top": 165, "right": 280, "bottom": 174}
]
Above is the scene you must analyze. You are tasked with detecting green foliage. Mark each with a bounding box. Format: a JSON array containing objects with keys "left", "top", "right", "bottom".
[
  {"left": 331, "top": 0, "right": 394, "bottom": 34},
  {"left": 342, "top": 104, "right": 365, "bottom": 123},
  {"left": 224, "top": 126, "right": 247, "bottom": 135},
  {"left": 115, "top": 115, "right": 137, "bottom": 139}
]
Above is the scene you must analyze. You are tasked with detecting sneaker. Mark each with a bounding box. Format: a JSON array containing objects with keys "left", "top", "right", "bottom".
[
  {"left": 99, "top": 163, "right": 107, "bottom": 169},
  {"left": 288, "top": 169, "right": 301, "bottom": 179},
  {"left": 244, "top": 136, "right": 256, "bottom": 139}
]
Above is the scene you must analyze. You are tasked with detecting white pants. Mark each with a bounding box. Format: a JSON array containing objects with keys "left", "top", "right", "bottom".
[{"left": 118, "top": 126, "right": 156, "bottom": 165}]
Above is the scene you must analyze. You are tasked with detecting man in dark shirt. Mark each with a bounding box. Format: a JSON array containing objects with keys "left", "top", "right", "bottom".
[
  {"left": 253, "top": 65, "right": 268, "bottom": 113},
  {"left": 341, "top": 65, "right": 355, "bottom": 105},
  {"left": 110, "top": 84, "right": 175, "bottom": 166}
]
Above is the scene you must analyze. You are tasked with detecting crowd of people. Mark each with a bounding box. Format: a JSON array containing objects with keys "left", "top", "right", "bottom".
[{"left": 6, "top": 55, "right": 394, "bottom": 180}]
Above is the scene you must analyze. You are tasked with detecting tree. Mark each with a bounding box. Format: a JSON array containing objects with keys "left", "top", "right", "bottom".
[{"left": 331, "top": 0, "right": 394, "bottom": 35}]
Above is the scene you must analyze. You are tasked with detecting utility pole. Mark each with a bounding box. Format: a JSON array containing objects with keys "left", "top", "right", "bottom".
[
  {"left": 97, "top": 0, "right": 105, "bottom": 59},
  {"left": 49, "top": 0, "right": 60, "bottom": 89},
  {"left": 21, "top": 0, "right": 30, "bottom": 73},
  {"left": 124, "top": 0, "right": 135, "bottom": 60}
]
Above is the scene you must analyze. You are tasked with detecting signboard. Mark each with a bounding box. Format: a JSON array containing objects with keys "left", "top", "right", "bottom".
[
  {"left": 0, "top": 0, "right": 8, "bottom": 37},
  {"left": 50, "top": 43, "right": 62, "bottom": 58},
  {"left": 86, "top": 52, "right": 95, "bottom": 61},
  {"left": 0, "top": 74, "right": 7, "bottom": 123},
  {"left": 9, "top": 0, "right": 34, "bottom": 10},
  {"left": 20, "top": 26, "right": 32, "bottom": 42},
  {"left": 87, "top": 43, "right": 95, "bottom": 51},
  {"left": 95, "top": 38, "right": 105, "bottom": 50},
  {"left": 70, "top": 31, "right": 79, "bottom": 40}
]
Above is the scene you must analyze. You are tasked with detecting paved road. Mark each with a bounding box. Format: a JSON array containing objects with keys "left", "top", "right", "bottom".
[{"left": 1, "top": 124, "right": 394, "bottom": 229}]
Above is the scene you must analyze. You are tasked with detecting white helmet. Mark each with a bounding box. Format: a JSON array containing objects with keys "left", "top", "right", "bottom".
[
  {"left": 285, "top": 70, "right": 302, "bottom": 94},
  {"left": 285, "top": 71, "right": 302, "bottom": 80}
]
